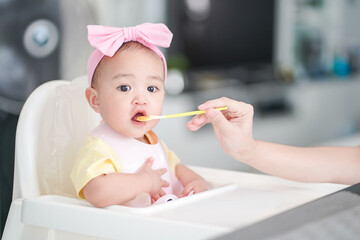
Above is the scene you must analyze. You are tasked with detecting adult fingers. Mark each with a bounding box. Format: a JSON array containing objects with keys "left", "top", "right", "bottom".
[
  {"left": 198, "top": 97, "right": 237, "bottom": 111},
  {"left": 186, "top": 114, "right": 208, "bottom": 131},
  {"left": 199, "top": 97, "right": 253, "bottom": 118},
  {"left": 205, "top": 108, "right": 233, "bottom": 133},
  {"left": 198, "top": 97, "right": 254, "bottom": 125}
]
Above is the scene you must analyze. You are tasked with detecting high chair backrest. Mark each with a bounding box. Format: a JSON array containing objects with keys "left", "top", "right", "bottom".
[{"left": 13, "top": 76, "right": 101, "bottom": 199}]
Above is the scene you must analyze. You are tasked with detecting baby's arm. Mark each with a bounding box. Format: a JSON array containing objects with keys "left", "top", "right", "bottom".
[
  {"left": 83, "top": 157, "right": 169, "bottom": 207},
  {"left": 175, "top": 164, "right": 208, "bottom": 196}
]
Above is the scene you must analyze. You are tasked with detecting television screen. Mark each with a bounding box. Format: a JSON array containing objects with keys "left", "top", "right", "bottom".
[{"left": 167, "top": 0, "right": 276, "bottom": 88}]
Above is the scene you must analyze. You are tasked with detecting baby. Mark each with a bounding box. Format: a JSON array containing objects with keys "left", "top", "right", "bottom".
[{"left": 71, "top": 23, "right": 208, "bottom": 207}]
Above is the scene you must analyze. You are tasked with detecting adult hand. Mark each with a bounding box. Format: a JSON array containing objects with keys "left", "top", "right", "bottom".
[{"left": 187, "top": 97, "right": 256, "bottom": 161}]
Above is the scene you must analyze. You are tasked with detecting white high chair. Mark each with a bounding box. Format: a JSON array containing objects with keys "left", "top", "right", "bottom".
[
  {"left": 2, "top": 76, "right": 234, "bottom": 240},
  {"left": 3, "top": 76, "right": 348, "bottom": 240}
]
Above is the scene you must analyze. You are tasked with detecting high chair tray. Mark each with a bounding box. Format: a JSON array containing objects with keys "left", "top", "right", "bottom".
[
  {"left": 4, "top": 167, "right": 348, "bottom": 240},
  {"left": 23, "top": 181, "right": 237, "bottom": 215},
  {"left": 20, "top": 181, "right": 236, "bottom": 240}
]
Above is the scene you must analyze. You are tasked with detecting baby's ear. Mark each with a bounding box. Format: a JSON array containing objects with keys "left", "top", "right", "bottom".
[{"left": 85, "top": 87, "right": 101, "bottom": 113}]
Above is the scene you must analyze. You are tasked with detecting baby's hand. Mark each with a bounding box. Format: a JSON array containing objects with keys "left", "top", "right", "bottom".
[
  {"left": 182, "top": 178, "right": 209, "bottom": 196},
  {"left": 137, "top": 157, "right": 169, "bottom": 201}
]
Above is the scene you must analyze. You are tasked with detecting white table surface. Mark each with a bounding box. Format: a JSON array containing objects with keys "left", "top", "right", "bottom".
[{"left": 148, "top": 166, "right": 348, "bottom": 231}]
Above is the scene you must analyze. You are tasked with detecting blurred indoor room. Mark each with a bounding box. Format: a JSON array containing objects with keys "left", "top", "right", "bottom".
[{"left": 1, "top": 0, "right": 360, "bottom": 238}]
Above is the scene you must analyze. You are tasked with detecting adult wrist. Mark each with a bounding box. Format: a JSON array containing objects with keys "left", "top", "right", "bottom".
[{"left": 234, "top": 139, "right": 259, "bottom": 163}]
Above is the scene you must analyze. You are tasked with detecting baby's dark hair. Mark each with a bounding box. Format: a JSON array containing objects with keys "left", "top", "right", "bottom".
[{"left": 91, "top": 41, "right": 163, "bottom": 88}]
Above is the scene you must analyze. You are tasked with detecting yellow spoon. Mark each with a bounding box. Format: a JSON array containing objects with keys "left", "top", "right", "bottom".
[{"left": 137, "top": 106, "right": 228, "bottom": 122}]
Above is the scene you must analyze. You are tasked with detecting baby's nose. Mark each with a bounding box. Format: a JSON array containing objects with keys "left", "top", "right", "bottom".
[{"left": 133, "top": 96, "right": 148, "bottom": 105}]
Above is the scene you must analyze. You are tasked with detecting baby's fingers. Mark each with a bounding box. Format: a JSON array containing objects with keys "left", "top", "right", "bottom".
[
  {"left": 151, "top": 187, "right": 167, "bottom": 202},
  {"left": 152, "top": 194, "right": 161, "bottom": 201},
  {"left": 159, "top": 188, "right": 166, "bottom": 197},
  {"left": 156, "top": 168, "right": 168, "bottom": 176},
  {"left": 182, "top": 184, "right": 194, "bottom": 196},
  {"left": 161, "top": 179, "right": 170, "bottom": 188},
  {"left": 143, "top": 157, "right": 154, "bottom": 167}
]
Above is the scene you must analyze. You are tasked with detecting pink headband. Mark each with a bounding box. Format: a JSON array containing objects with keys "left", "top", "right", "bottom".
[{"left": 87, "top": 23, "right": 173, "bottom": 86}]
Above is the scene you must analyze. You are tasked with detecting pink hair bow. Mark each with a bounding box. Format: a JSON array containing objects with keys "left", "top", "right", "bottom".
[
  {"left": 87, "top": 23, "right": 173, "bottom": 86},
  {"left": 88, "top": 23, "right": 173, "bottom": 57}
]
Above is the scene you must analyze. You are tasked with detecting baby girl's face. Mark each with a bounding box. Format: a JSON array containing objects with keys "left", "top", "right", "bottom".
[{"left": 94, "top": 47, "right": 165, "bottom": 142}]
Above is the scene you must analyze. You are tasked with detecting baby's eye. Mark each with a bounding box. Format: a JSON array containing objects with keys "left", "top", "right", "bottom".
[
  {"left": 147, "top": 86, "right": 158, "bottom": 93},
  {"left": 118, "top": 85, "right": 131, "bottom": 92}
]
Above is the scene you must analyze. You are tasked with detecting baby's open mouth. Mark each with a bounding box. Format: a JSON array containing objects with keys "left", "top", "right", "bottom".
[{"left": 132, "top": 112, "right": 145, "bottom": 122}]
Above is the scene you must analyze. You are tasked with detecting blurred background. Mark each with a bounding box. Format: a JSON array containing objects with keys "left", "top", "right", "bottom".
[{"left": 1, "top": 0, "right": 360, "bottom": 235}]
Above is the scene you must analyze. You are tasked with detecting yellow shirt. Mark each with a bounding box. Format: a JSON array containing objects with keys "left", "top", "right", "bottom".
[{"left": 71, "top": 131, "right": 180, "bottom": 199}]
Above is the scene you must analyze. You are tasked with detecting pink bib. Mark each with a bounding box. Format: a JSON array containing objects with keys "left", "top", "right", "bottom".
[{"left": 91, "top": 122, "right": 183, "bottom": 196}]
